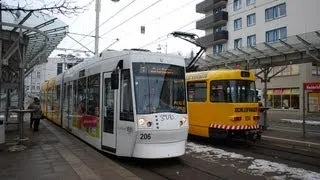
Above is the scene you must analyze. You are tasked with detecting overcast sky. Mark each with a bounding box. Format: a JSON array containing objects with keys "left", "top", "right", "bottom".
[{"left": 47, "top": 0, "right": 205, "bottom": 58}]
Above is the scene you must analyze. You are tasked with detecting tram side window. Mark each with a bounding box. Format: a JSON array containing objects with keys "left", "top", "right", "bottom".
[
  {"left": 187, "top": 82, "right": 207, "bottom": 102},
  {"left": 87, "top": 74, "right": 100, "bottom": 116},
  {"left": 73, "top": 80, "right": 77, "bottom": 114},
  {"left": 120, "top": 69, "right": 134, "bottom": 121},
  {"left": 77, "top": 77, "right": 87, "bottom": 114},
  {"left": 56, "top": 85, "right": 60, "bottom": 101},
  {"left": 210, "top": 81, "right": 230, "bottom": 102}
]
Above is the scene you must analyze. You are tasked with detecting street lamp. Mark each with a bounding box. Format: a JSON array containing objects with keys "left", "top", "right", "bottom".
[{"left": 95, "top": 0, "right": 120, "bottom": 55}]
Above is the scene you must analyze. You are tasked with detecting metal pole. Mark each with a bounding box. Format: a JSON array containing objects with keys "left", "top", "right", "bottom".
[
  {"left": 302, "top": 85, "right": 306, "bottom": 137},
  {"left": 5, "top": 89, "right": 9, "bottom": 122},
  {"left": 18, "top": 29, "right": 25, "bottom": 141},
  {"left": 95, "top": 0, "right": 101, "bottom": 55},
  {"left": 263, "top": 68, "right": 268, "bottom": 130},
  {"left": 0, "top": 39, "right": 2, "bottom": 103}
]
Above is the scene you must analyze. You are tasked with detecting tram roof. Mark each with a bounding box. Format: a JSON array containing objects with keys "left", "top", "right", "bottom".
[{"left": 186, "top": 69, "right": 256, "bottom": 81}]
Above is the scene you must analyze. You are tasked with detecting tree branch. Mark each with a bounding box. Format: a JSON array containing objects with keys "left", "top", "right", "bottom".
[{"left": 1, "top": 0, "right": 94, "bottom": 17}]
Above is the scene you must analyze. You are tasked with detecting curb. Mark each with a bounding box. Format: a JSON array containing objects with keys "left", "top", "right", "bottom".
[{"left": 261, "top": 135, "right": 320, "bottom": 153}]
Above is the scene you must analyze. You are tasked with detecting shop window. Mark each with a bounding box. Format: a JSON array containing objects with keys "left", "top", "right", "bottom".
[
  {"left": 291, "top": 65, "right": 299, "bottom": 75},
  {"left": 273, "top": 95, "right": 282, "bottom": 109},
  {"left": 308, "top": 92, "right": 320, "bottom": 112},
  {"left": 291, "top": 95, "right": 299, "bottom": 109},
  {"left": 282, "top": 95, "right": 290, "bottom": 109},
  {"left": 267, "top": 88, "right": 300, "bottom": 109},
  {"left": 312, "top": 62, "right": 320, "bottom": 75}
]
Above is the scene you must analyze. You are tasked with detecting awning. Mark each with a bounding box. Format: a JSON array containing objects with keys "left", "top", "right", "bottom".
[{"left": 198, "top": 31, "right": 320, "bottom": 70}]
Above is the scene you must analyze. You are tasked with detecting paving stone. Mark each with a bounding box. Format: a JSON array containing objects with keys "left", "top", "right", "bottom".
[{"left": 1, "top": 119, "right": 140, "bottom": 180}]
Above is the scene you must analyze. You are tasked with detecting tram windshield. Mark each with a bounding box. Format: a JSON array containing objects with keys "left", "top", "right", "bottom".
[
  {"left": 210, "top": 80, "right": 257, "bottom": 103},
  {"left": 133, "top": 63, "right": 187, "bottom": 114}
]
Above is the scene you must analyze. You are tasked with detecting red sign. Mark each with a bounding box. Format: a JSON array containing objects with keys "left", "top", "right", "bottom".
[
  {"left": 82, "top": 115, "right": 97, "bottom": 127},
  {"left": 304, "top": 82, "right": 320, "bottom": 90}
]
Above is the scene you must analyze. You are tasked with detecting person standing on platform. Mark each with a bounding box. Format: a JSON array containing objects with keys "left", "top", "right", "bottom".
[{"left": 28, "top": 97, "right": 42, "bottom": 132}]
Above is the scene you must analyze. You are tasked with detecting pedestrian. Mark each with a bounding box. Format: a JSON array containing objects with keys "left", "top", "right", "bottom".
[{"left": 28, "top": 97, "right": 42, "bottom": 132}]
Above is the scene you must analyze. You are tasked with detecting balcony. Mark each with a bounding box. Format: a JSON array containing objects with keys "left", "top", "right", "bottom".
[
  {"left": 196, "top": 11, "right": 228, "bottom": 30},
  {"left": 196, "top": 30, "right": 228, "bottom": 48},
  {"left": 196, "top": 0, "right": 228, "bottom": 14},
  {"left": 214, "top": 30, "right": 228, "bottom": 43}
]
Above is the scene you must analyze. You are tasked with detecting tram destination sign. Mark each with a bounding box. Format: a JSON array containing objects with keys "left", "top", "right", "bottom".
[{"left": 304, "top": 82, "right": 320, "bottom": 90}]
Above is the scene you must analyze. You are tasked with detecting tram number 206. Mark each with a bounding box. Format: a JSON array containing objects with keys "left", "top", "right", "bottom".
[{"left": 140, "top": 133, "right": 151, "bottom": 140}]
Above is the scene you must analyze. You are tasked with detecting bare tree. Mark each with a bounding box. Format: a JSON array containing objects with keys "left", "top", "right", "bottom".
[{"left": 1, "top": 0, "right": 94, "bottom": 17}]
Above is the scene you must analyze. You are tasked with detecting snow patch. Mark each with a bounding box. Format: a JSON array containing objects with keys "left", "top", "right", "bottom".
[
  {"left": 280, "top": 119, "right": 320, "bottom": 125},
  {"left": 187, "top": 142, "right": 320, "bottom": 179}
]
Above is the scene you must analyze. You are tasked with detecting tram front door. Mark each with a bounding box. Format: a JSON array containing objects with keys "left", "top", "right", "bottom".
[{"left": 101, "top": 72, "right": 117, "bottom": 153}]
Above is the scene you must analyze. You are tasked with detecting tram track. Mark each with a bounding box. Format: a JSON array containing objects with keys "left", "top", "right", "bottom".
[
  {"left": 250, "top": 141, "right": 320, "bottom": 168},
  {"left": 114, "top": 156, "right": 226, "bottom": 180},
  {"left": 187, "top": 135, "right": 320, "bottom": 172}
]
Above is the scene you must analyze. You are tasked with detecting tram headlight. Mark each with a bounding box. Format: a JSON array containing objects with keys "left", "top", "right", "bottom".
[
  {"left": 180, "top": 117, "right": 188, "bottom": 127},
  {"left": 138, "top": 118, "right": 146, "bottom": 125},
  {"left": 182, "top": 117, "right": 187, "bottom": 123}
]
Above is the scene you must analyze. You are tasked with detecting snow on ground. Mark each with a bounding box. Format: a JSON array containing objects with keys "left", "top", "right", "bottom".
[
  {"left": 186, "top": 142, "right": 320, "bottom": 180},
  {"left": 280, "top": 119, "right": 320, "bottom": 126}
]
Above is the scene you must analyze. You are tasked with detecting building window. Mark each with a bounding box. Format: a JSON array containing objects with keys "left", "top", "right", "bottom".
[
  {"left": 57, "top": 63, "right": 63, "bottom": 75},
  {"left": 271, "top": 65, "right": 299, "bottom": 76},
  {"left": 234, "top": 18, "right": 242, "bottom": 31},
  {"left": 247, "top": 35, "right": 256, "bottom": 47},
  {"left": 215, "top": 44, "right": 226, "bottom": 53},
  {"left": 267, "top": 88, "right": 300, "bottom": 109},
  {"left": 32, "top": 85, "right": 35, "bottom": 90},
  {"left": 312, "top": 62, "right": 320, "bottom": 75},
  {"left": 36, "top": 71, "right": 40, "bottom": 78},
  {"left": 247, "top": 13, "right": 256, "bottom": 27},
  {"left": 246, "top": 0, "right": 255, "bottom": 6},
  {"left": 265, "top": 3, "right": 286, "bottom": 21},
  {"left": 266, "top": 27, "right": 287, "bottom": 43},
  {"left": 37, "top": 83, "right": 40, "bottom": 90},
  {"left": 233, "top": 0, "right": 242, "bottom": 11},
  {"left": 234, "top": 38, "right": 242, "bottom": 49}
]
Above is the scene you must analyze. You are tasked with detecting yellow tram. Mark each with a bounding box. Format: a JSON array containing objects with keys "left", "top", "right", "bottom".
[{"left": 186, "top": 69, "right": 261, "bottom": 141}]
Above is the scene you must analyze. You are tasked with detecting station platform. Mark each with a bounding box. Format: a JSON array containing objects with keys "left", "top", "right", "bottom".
[
  {"left": 261, "top": 127, "right": 320, "bottom": 153},
  {"left": 0, "top": 118, "right": 141, "bottom": 180}
]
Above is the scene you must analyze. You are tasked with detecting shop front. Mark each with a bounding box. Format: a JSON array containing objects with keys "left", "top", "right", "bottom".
[{"left": 267, "top": 88, "right": 300, "bottom": 109}]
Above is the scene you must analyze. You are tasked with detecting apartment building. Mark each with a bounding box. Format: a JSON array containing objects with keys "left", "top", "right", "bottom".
[{"left": 196, "top": 0, "right": 320, "bottom": 113}]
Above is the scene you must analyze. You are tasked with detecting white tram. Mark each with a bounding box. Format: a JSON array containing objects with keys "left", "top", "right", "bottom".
[{"left": 46, "top": 49, "right": 189, "bottom": 158}]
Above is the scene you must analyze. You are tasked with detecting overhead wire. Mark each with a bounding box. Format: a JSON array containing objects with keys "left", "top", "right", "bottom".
[
  {"left": 82, "top": 0, "right": 164, "bottom": 50},
  {"left": 69, "top": 0, "right": 137, "bottom": 49},
  {"left": 139, "top": 16, "right": 201, "bottom": 49},
  {"left": 100, "top": 0, "right": 199, "bottom": 50},
  {"left": 140, "top": 0, "right": 279, "bottom": 50}
]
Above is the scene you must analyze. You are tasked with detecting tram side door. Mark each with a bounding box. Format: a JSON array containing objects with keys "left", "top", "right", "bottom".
[{"left": 101, "top": 73, "right": 117, "bottom": 152}]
